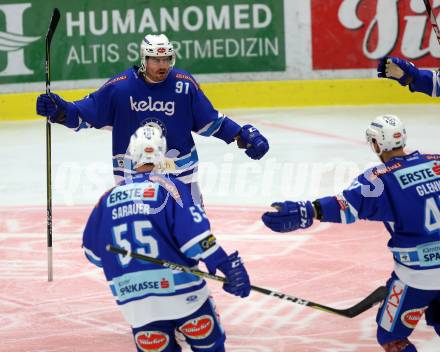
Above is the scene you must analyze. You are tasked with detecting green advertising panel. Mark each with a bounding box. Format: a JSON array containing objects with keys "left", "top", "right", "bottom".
[{"left": 0, "top": 0, "right": 285, "bottom": 84}]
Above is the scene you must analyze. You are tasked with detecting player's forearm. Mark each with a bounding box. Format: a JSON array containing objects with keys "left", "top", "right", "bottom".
[
  {"left": 52, "top": 102, "right": 82, "bottom": 129},
  {"left": 213, "top": 116, "right": 241, "bottom": 143},
  {"left": 313, "top": 196, "right": 343, "bottom": 223},
  {"left": 409, "top": 69, "right": 435, "bottom": 96}
]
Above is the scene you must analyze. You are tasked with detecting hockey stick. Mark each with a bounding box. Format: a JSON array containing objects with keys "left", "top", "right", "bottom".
[
  {"left": 45, "top": 8, "right": 60, "bottom": 282},
  {"left": 423, "top": 0, "right": 440, "bottom": 46},
  {"left": 106, "top": 245, "right": 387, "bottom": 318}
]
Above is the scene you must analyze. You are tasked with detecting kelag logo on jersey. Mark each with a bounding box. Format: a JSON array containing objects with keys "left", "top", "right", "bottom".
[
  {"left": 107, "top": 182, "right": 158, "bottom": 207},
  {"left": 130, "top": 96, "right": 175, "bottom": 116},
  {"left": 394, "top": 162, "right": 440, "bottom": 189}
]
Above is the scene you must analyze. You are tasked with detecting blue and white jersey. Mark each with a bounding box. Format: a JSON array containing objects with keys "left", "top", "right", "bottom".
[
  {"left": 82, "top": 172, "right": 223, "bottom": 327},
  {"left": 407, "top": 68, "right": 440, "bottom": 97},
  {"left": 317, "top": 151, "right": 440, "bottom": 289},
  {"left": 71, "top": 66, "right": 241, "bottom": 184}
]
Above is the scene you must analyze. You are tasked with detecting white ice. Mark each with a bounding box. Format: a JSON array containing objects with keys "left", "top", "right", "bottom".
[{"left": 1, "top": 104, "right": 439, "bottom": 207}]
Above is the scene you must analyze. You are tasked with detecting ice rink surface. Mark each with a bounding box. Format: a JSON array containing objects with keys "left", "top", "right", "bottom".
[{"left": 1, "top": 104, "right": 440, "bottom": 351}]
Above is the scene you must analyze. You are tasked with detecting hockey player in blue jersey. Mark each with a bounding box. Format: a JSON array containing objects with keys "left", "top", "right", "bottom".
[
  {"left": 377, "top": 56, "right": 440, "bottom": 98},
  {"left": 36, "top": 34, "right": 269, "bottom": 188},
  {"left": 82, "top": 124, "right": 251, "bottom": 352},
  {"left": 262, "top": 115, "right": 440, "bottom": 352}
]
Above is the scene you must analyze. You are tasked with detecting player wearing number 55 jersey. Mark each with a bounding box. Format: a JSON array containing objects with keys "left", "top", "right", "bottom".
[
  {"left": 262, "top": 115, "right": 440, "bottom": 352},
  {"left": 83, "top": 125, "right": 251, "bottom": 352}
]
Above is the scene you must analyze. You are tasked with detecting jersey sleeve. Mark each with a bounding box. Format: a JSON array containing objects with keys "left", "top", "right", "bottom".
[
  {"left": 170, "top": 183, "right": 227, "bottom": 265},
  {"left": 409, "top": 69, "right": 437, "bottom": 97},
  {"left": 82, "top": 202, "right": 105, "bottom": 267},
  {"left": 317, "top": 171, "right": 395, "bottom": 224},
  {"left": 188, "top": 76, "right": 241, "bottom": 143},
  {"left": 73, "top": 81, "right": 117, "bottom": 131}
]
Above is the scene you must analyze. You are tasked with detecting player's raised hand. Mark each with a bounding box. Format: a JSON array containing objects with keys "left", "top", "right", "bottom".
[
  {"left": 262, "top": 201, "right": 314, "bottom": 233},
  {"left": 377, "top": 57, "right": 418, "bottom": 86},
  {"left": 236, "top": 124, "right": 269, "bottom": 160},
  {"left": 216, "top": 251, "right": 251, "bottom": 298}
]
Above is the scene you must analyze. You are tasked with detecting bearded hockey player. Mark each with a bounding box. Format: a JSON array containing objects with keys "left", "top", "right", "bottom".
[
  {"left": 36, "top": 34, "right": 269, "bottom": 192},
  {"left": 262, "top": 115, "right": 440, "bottom": 352}
]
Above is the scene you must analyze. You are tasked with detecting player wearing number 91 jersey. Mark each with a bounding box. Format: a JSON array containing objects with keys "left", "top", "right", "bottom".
[
  {"left": 36, "top": 33, "right": 269, "bottom": 188},
  {"left": 82, "top": 124, "right": 250, "bottom": 352}
]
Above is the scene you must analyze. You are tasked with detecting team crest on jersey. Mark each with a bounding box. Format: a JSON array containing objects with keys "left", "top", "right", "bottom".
[
  {"left": 135, "top": 331, "right": 169, "bottom": 352},
  {"left": 141, "top": 118, "right": 168, "bottom": 136},
  {"left": 401, "top": 307, "right": 427, "bottom": 329},
  {"left": 179, "top": 315, "right": 214, "bottom": 339}
]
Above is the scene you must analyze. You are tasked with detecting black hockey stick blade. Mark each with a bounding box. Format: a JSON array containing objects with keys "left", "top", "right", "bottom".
[
  {"left": 106, "top": 245, "right": 387, "bottom": 318},
  {"left": 45, "top": 8, "right": 60, "bottom": 91},
  {"left": 308, "top": 285, "right": 388, "bottom": 318},
  {"left": 46, "top": 8, "right": 60, "bottom": 46}
]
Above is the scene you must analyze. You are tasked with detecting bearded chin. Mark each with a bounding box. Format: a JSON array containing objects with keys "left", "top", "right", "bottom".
[{"left": 146, "top": 69, "right": 169, "bottom": 83}]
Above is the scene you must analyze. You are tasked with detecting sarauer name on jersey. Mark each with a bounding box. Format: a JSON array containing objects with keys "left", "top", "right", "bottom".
[{"left": 112, "top": 203, "right": 150, "bottom": 220}]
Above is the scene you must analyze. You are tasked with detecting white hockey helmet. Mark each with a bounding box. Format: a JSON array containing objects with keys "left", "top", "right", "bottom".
[
  {"left": 365, "top": 114, "right": 407, "bottom": 155},
  {"left": 128, "top": 123, "right": 167, "bottom": 169},
  {"left": 140, "top": 34, "right": 176, "bottom": 71}
]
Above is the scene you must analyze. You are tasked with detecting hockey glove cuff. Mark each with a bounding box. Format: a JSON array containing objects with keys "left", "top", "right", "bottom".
[{"left": 203, "top": 246, "right": 228, "bottom": 275}]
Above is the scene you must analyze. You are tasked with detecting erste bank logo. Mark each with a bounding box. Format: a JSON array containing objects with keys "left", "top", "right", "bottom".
[{"left": 0, "top": 3, "right": 40, "bottom": 76}]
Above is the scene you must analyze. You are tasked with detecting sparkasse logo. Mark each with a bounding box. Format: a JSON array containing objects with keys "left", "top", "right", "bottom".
[{"left": 0, "top": 3, "right": 40, "bottom": 76}]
